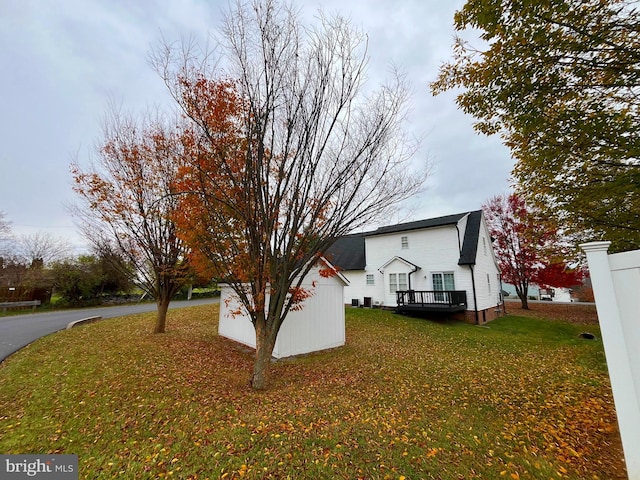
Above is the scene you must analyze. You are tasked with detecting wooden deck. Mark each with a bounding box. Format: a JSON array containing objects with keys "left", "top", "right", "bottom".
[{"left": 395, "top": 290, "right": 467, "bottom": 314}]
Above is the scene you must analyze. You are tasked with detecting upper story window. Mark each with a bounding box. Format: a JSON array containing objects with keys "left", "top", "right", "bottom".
[
  {"left": 366, "top": 274, "right": 375, "bottom": 286},
  {"left": 483, "top": 237, "right": 487, "bottom": 255},
  {"left": 401, "top": 236, "right": 409, "bottom": 249}
]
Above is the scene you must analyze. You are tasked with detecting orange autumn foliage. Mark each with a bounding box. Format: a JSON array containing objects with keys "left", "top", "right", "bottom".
[
  {"left": 154, "top": 1, "right": 426, "bottom": 390},
  {"left": 71, "top": 114, "right": 192, "bottom": 333},
  {"left": 172, "top": 77, "right": 254, "bottom": 285}
]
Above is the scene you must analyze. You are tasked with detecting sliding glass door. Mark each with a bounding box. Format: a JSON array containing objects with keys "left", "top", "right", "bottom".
[{"left": 432, "top": 272, "right": 455, "bottom": 302}]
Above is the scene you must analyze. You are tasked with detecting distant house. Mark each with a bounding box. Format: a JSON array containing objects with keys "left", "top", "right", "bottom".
[
  {"left": 218, "top": 259, "right": 348, "bottom": 358},
  {"left": 502, "top": 284, "right": 574, "bottom": 302},
  {"left": 326, "top": 211, "right": 502, "bottom": 324}
]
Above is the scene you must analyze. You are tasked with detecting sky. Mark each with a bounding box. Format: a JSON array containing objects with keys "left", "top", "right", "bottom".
[{"left": 0, "top": 0, "right": 513, "bottom": 254}]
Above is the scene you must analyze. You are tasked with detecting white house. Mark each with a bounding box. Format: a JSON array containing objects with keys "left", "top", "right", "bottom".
[
  {"left": 326, "top": 211, "right": 502, "bottom": 324},
  {"left": 218, "top": 259, "right": 348, "bottom": 358},
  {"left": 503, "top": 283, "right": 574, "bottom": 302}
]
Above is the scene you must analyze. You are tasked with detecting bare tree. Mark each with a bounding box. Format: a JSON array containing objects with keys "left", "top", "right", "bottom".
[
  {"left": 17, "top": 232, "right": 74, "bottom": 266},
  {"left": 71, "top": 109, "right": 192, "bottom": 333},
  {"left": 0, "top": 211, "right": 10, "bottom": 238},
  {"left": 154, "top": 0, "right": 427, "bottom": 389},
  {"left": 0, "top": 211, "right": 18, "bottom": 287},
  {"left": 0, "top": 211, "right": 13, "bottom": 258}
]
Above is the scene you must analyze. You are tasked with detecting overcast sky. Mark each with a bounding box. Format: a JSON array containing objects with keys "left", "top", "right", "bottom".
[{"left": 0, "top": 0, "right": 512, "bottom": 253}]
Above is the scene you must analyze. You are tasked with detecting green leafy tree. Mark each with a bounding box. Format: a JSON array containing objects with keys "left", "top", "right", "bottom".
[
  {"left": 432, "top": 0, "right": 640, "bottom": 252},
  {"left": 49, "top": 254, "right": 134, "bottom": 306},
  {"left": 95, "top": 249, "right": 136, "bottom": 296},
  {"left": 49, "top": 257, "right": 96, "bottom": 305}
]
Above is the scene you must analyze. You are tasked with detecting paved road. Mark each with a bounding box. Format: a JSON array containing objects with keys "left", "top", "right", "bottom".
[{"left": 0, "top": 298, "right": 219, "bottom": 363}]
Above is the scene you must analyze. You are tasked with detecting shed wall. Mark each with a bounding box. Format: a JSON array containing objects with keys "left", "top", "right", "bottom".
[{"left": 218, "top": 266, "right": 346, "bottom": 359}]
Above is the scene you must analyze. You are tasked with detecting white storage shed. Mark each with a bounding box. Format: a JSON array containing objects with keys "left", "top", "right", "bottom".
[{"left": 218, "top": 260, "right": 348, "bottom": 359}]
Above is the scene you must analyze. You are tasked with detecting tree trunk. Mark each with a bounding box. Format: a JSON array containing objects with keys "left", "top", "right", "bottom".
[
  {"left": 154, "top": 295, "right": 171, "bottom": 333},
  {"left": 518, "top": 292, "right": 529, "bottom": 310},
  {"left": 515, "top": 283, "right": 529, "bottom": 310},
  {"left": 251, "top": 318, "right": 277, "bottom": 390}
]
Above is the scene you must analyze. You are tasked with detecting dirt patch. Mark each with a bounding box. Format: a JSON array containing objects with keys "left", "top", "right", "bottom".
[{"left": 504, "top": 301, "right": 599, "bottom": 325}]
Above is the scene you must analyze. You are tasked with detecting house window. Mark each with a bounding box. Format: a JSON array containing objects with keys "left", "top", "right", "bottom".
[
  {"left": 401, "top": 236, "right": 409, "bottom": 249},
  {"left": 483, "top": 237, "right": 487, "bottom": 255},
  {"left": 389, "top": 273, "right": 408, "bottom": 294},
  {"left": 366, "top": 274, "right": 375, "bottom": 286},
  {"left": 487, "top": 273, "right": 491, "bottom": 293}
]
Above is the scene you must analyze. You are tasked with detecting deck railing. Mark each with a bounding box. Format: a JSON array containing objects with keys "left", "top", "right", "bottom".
[{"left": 396, "top": 290, "right": 467, "bottom": 308}]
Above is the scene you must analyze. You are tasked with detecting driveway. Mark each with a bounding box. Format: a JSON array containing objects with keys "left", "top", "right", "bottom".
[{"left": 0, "top": 298, "right": 219, "bottom": 363}]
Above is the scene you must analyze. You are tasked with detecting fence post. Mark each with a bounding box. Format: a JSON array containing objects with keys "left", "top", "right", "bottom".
[{"left": 581, "top": 241, "right": 640, "bottom": 479}]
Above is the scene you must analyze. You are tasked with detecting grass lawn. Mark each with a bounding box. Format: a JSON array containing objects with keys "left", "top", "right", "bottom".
[{"left": 0, "top": 305, "right": 625, "bottom": 479}]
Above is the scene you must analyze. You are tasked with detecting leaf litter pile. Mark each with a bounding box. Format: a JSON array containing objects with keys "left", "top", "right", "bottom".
[
  {"left": 503, "top": 301, "right": 599, "bottom": 325},
  {"left": 0, "top": 304, "right": 626, "bottom": 479}
]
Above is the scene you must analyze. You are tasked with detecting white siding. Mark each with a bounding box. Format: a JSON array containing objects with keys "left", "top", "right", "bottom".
[
  {"left": 343, "top": 224, "right": 469, "bottom": 307},
  {"left": 341, "top": 271, "right": 372, "bottom": 306},
  {"left": 218, "top": 263, "right": 346, "bottom": 359},
  {"left": 218, "top": 283, "right": 256, "bottom": 348},
  {"left": 339, "top": 212, "right": 501, "bottom": 314},
  {"left": 468, "top": 215, "right": 501, "bottom": 311}
]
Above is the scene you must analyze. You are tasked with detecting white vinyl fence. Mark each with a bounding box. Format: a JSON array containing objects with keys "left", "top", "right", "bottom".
[{"left": 581, "top": 241, "right": 640, "bottom": 479}]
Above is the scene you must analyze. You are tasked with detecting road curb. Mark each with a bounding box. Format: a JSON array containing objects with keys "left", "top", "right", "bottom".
[{"left": 66, "top": 316, "right": 103, "bottom": 329}]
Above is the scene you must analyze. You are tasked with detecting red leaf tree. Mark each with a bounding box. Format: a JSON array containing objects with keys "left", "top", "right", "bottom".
[
  {"left": 535, "top": 261, "right": 583, "bottom": 292},
  {"left": 483, "top": 193, "right": 581, "bottom": 309}
]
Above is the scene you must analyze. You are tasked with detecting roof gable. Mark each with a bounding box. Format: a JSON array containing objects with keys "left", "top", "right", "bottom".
[
  {"left": 379, "top": 256, "right": 421, "bottom": 271},
  {"left": 317, "top": 257, "right": 350, "bottom": 285},
  {"left": 458, "top": 210, "right": 482, "bottom": 265}
]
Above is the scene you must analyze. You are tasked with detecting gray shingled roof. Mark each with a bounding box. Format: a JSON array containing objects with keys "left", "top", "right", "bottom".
[
  {"left": 458, "top": 210, "right": 482, "bottom": 265},
  {"left": 325, "top": 211, "right": 484, "bottom": 271},
  {"left": 369, "top": 212, "right": 468, "bottom": 236},
  {"left": 324, "top": 233, "right": 367, "bottom": 271}
]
